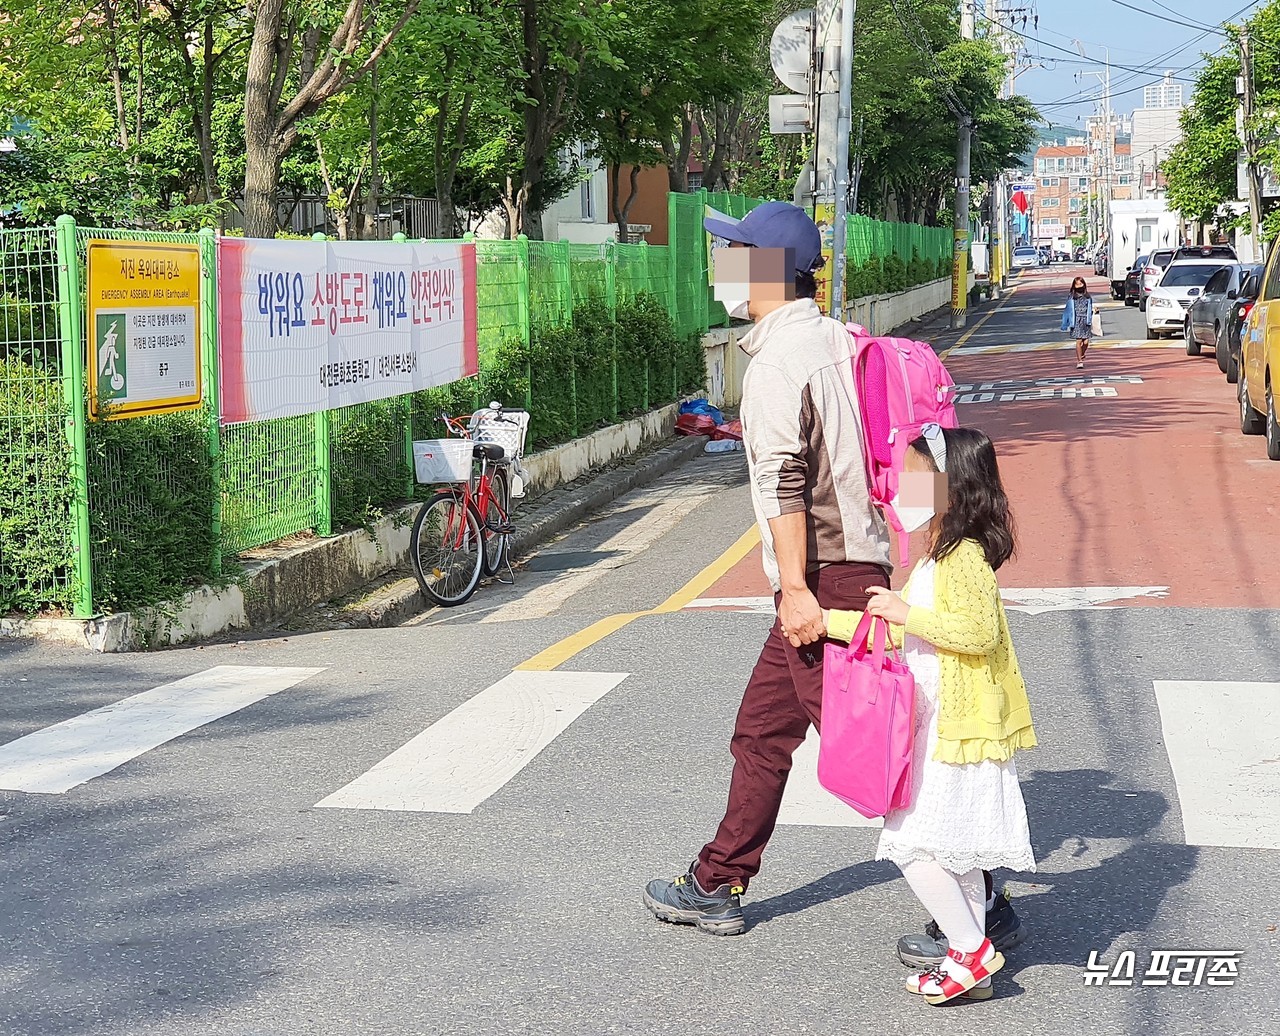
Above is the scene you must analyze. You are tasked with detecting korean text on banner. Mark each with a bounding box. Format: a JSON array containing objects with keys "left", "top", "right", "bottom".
[
  {"left": 813, "top": 202, "right": 835, "bottom": 318},
  {"left": 86, "top": 240, "right": 202, "bottom": 420},
  {"left": 216, "top": 238, "right": 479, "bottom": 426}
]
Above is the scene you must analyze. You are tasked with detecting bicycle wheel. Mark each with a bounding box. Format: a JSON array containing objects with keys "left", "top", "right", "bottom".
[
  {"left": 410, "top": 490, "right": 484, "bottom": 606},
  {"left": 480, "top": 467, "right": 511, "bottom": 576}
]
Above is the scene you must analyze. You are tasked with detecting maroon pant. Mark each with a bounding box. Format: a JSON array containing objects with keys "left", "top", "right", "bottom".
[{"left": 695, "top": 561, "right": 890, "bottom": 892}]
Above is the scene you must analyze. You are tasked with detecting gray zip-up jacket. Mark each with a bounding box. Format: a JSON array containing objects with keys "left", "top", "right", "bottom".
[{"left": 738, "top": 299, "right": 892, "bottom": 593}]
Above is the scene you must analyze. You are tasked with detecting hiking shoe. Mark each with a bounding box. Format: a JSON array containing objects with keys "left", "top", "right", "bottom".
[
  {"left": 643, "top": 863, "right": 746, "bottom": 936},
  {"left": 896, "top": 888, "right": 1026, "bottom": 968}
]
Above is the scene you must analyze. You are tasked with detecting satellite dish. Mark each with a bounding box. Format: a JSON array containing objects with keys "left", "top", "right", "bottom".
[{"left": 771, "top": 9, "right": 814, "bottom": 94}]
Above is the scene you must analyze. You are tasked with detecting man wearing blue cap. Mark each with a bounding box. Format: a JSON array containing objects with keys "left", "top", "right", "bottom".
[
  {"left": 642, "top": 203, "right": 1024, "bottom": 964},
  {"left": 642, "top": 200, "right": 891, "bottom": 929}
]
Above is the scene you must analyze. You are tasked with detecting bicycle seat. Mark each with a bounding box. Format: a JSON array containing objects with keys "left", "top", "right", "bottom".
[{"left": 473, "top": 442, "right": 506, "bottom": 462}]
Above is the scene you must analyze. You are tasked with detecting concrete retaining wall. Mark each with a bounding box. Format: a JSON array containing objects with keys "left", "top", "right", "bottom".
[
  {"left": 700, "top": 275, "right": 973, "bottom": 409},
  {"left": 2, "top": 401, "right": 685, "bottom": 651}
]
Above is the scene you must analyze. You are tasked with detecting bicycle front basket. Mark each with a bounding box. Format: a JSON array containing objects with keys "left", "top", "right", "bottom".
[{"left": 412, "top": 438, "right": 473, "bottom": 484}]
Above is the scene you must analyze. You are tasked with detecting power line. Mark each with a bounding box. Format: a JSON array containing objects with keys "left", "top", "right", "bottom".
[
  {"left": 884, "top": 0, "right": 968, "bottom": 116},
  {"left": 1109, "top": 0, "right": 1230, "bottom": 35}
]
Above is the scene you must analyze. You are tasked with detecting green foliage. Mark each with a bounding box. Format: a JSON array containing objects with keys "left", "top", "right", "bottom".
[
  {"left": 1164, "top": 52, "right": 1245, "bottom": 226},
  {"left": 0, "top": 357, "right": 74, "bottom": 613},
  {"left": 331, "top": 400, "right": 410, "bottom": 530},
  {"left": 85, "top": 405, "right": 218, "bottom": 613}
]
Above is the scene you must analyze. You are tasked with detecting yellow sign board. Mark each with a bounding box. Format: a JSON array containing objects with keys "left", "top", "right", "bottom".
[
  {"left": 86, "top": 240, "right": 201, "bottom": 419},
  {"left": 813, "top": 202, "right": 836, "bottom": 317}
]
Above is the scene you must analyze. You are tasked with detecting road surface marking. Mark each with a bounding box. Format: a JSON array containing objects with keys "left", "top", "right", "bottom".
[
  {"left": 777, "top": 727, "right": 883, "bottom": 828},
  {"left": 1153, "top": 681, "right": 1280, "bottom": 850},
  {"left": 684, "top": 596, "right": 776, "bottom": 613},
  {"left": 481, "top": 493, "right": 710, "bottom": 623},
  {"left": 686, "top": 588, "right": 1172, "bottom": 615},
  {"left": 939, "top": 284, "right": 1020, "bottom": 360},
  {"left": 315, "top": 670, "right": 628, "bottom": 813},
  {"left": 515, "top": 524, "right": 761, "bottom": 671},
  {"left": 951, "top": 339, "right": 1181, "bottom": 355},
  {"left": 0, "top": 666, "right": 325, "bottom": 794},
  {"left": 1000, "top": 587, "right": 1170, "bottom": 613}
]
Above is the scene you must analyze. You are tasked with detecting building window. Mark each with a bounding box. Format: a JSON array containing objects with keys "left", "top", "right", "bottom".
[
  {"left": 1056, "top": 158, "right": 1066, "bottom": 171},
  {"left": 1041, "top": 197, "right": 1060, "bottom": 207},
  {"left": 687, "top": 173, "right": 703, "bottom": 191},
  {"left": 1118, "top": 175, "right": 1131, "bottom": 186},
  {"left": 1040, "top": 177, "right": 1059, "bottom": 188},
  {"left": 1069, "top": 197, "right": 1081, "bottom": 211}
]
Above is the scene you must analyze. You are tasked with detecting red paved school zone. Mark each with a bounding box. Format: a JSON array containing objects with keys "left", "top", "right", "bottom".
[{"left": 698, "top": 347, "right": 1280, "bottom": 609}]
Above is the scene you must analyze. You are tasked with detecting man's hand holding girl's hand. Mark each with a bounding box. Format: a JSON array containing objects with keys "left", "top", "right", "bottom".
[
  {"left": 865, "top": 585, "right": 910, "bottom": 626},
  {"left": 778, "top": 587, "right": 825, "bottom": 648}
]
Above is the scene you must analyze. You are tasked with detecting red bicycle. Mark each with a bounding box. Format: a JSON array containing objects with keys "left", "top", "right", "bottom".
[{"left": 410, "top": 403, "right": 528, "bottom": 607}]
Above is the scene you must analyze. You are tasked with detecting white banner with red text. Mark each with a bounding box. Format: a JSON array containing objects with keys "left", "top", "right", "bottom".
[{"left": 216, "top": 238, "right": 478, "bottom": 425}]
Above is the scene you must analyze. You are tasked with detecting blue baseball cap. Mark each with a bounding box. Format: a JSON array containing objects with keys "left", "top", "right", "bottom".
[{"left": 704, "top": 201, "right": 823, "bottom": 275}]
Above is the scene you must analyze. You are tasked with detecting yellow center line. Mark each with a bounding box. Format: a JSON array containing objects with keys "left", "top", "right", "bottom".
[
  {"left": 515, "top": 524, "right": 762, "bottom": 672},
  {"left": 938, "top": 283, "right": 1020, "bottom": 362}
]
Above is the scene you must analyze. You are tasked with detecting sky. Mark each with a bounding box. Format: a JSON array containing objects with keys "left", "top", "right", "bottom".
[{"left": 995, "top": 0, "right": 1263, "bottom": 130}]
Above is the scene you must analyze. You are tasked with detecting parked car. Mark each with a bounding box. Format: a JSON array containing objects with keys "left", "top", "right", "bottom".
[
  {"left": 1012, "top": 246, "right": 1039, "bottom": 270},
  {"left": 1185, "top": 262, "right": 1262, "bottom": 375},
  {"left": 1124, "top": 254, "right": 1149, "bottom": 307},
  {"left": 1223, "top": 265, "right": 1265, "bottom": 383},
  {"left": 1146, "top": 259, "right": 1231, "bottom": 339},
  {"left": 1037, "top": 246, "right": 1051, "bottom": 267},
  {"left": 1140, "top": 249, "right": 1176, "bottom": 310},
  {"left": 1238, "top": 256, "right": 1280, "bottom": 458},
  {"left": 1075, "top": 246, "right": 1087, "bottom": 262},
  {"left": 1053, "top": 250, "right": 1071, "bottom": 263}
]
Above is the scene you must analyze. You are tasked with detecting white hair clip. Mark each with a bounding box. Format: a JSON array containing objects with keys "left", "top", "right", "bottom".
[{"left": 920, "top": 422, "right": 948, "bottom": 473}]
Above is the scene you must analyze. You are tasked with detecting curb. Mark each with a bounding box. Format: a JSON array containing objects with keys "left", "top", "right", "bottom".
[{"left": 326, "top": 434, "right": 711, "bottom": 629}]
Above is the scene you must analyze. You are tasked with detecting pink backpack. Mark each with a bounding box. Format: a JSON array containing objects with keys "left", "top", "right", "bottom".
[{"left": 846, "top": 324, "right": 959, "bottom": 566}]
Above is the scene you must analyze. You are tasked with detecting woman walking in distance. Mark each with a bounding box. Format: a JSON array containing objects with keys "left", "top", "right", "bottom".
[{"left": 1061, "top": 275, "right": 1094, "bottom": 369}]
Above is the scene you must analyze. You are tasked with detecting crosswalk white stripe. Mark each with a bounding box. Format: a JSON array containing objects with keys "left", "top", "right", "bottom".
[
  {"left": 480, "top": 494, "right": 710, "bottom": 623},
  {"left": 0, "top": 665, "right": 325, "bottom": 794},
  {"left": 1153, "top": 681, "right": 1280, "bottom": 850},
  {"left": 315, "top": 670, "right": 629, "bottom": 814},
  {"left": 778, "top": 727, "right": 882, "bottom": 828}
]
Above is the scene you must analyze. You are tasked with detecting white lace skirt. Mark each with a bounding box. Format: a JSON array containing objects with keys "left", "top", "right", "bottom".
[{"left": 875, "top": 635, "right": 1036, "bottom": 874}]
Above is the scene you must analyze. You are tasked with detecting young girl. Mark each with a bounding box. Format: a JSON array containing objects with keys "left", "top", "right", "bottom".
[
  {"left": 824, "top": 425, "right": 1037, "bottom": 1006},
  {"left": 1061, "top": 276, "right": 1094, "bottom": 369}
]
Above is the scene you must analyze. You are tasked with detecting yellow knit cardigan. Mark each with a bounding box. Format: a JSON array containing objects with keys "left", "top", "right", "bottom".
[{"left": 826, "top": 537, "right": 1037, "bottom": 764}]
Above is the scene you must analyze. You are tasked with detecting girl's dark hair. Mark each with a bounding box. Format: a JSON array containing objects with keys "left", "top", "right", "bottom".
[
  {"left": 908, "top": 427, "right": 1016, "bottom": 570},
  {"left": 795, "top": 271, "right": 818, "bottom": 299}
]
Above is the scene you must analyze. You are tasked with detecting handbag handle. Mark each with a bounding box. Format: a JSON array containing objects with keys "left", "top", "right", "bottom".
[{"left": 850, "top": 612, "right": 899, "bottom": 670}]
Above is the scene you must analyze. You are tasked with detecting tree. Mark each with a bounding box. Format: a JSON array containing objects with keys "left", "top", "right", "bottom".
[
  {"left": 240, "top": 0, "right": 421, "bottom": 238},
  {"left": 1163, "top": 52, "right": 1243, "bottom": 226}
]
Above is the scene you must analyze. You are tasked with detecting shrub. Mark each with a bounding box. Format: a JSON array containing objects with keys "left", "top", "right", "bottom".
[
  {"left": 85, "top": 404, "right": 218, "bottom": 612},
  {"left": 0, "top": 357, "right": 74, "bottom": 613}
]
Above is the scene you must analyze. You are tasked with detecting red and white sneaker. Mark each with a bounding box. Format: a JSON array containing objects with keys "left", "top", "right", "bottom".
[{"left": 920, "top": 938, "right": 1005, "bottom": 1005}]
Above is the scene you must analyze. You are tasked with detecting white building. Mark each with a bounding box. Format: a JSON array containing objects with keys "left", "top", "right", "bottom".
[
  {"left": 1144, "top": 72, "right": 1184, "bottom": 110},
  {"left": 1131, "top": 108, "right": 1183, "bottom": 192}
]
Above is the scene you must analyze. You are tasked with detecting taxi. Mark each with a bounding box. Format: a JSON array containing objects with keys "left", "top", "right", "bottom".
[{"left": 1238, "top": 250, "right": 1280, "bottom": 459}]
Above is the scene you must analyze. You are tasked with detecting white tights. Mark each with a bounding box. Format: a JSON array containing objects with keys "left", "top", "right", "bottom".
[{"left": 900, "top": 860, "right": 986, "bottom": 955}]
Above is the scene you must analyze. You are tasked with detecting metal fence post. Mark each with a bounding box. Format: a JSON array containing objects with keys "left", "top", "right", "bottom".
[
  {"left": 604, "top": 238, "right": 618, "bottom": 423},
  {"left": 198, "top": 227, "right": 222, "bottom": 574},
  {"left": 561, "top": 239, "right": 577, "bottom": 437},
  {"left": 53, "top": 215, "right": 94, "bottom": 617},
  {"left": 311, "top": 232, "right": 332, "bottom": 535},
  {"left": 516, "top": 234, "right": 532, "bottom": 412},
  {"left": 393, "top": 231, "right": 415, "bottom": 496}
]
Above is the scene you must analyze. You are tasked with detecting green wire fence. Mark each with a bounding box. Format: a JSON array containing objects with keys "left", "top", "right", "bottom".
[{"left": 1, "top": 191, "right": 954, "bottom": 618}]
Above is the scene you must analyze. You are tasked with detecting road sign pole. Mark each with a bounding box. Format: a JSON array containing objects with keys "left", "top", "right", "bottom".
[{"left": 831, "top": 0, "right": 856, "bottom": 323}]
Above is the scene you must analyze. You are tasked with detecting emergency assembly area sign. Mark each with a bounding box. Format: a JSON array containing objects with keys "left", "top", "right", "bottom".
[{"left": 86, "top": 240, "right": 201, "bottom": 419}]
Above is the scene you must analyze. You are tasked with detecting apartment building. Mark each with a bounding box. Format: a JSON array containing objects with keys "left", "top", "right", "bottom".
[{"left": 1031, "top": 141, "right": 1134, "bottom": 244}]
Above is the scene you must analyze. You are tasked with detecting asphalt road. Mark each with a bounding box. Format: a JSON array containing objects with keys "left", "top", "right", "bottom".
[{"left": 2, "top": 264, "right": 1278, "bottom": 1036}]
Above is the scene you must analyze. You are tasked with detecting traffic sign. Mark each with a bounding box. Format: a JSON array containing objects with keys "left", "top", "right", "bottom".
[
  {"left": 769, "top": 94, "right": 811, "bottom": 134},
  {"left": 1010, "top": 181, "right": 1036, "bottom": 193},
  {"left": 770, "top": 10, "right": 813, "bottom": 94}
]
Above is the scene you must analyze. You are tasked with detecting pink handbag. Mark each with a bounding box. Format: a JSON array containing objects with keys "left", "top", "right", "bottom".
[{"left": 817, "top": 612, "right": 917, "bottom": 819}]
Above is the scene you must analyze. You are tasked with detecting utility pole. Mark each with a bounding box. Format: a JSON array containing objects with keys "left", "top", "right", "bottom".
[
  {"left": 1241, "top": 29, "right": 1265, "bottom": 257},
  {"left": 952, "top": 0, "right": 975, "bottom": 329},
  {"left": 831, "top": 0, "right": 856, "bottom": 322}
]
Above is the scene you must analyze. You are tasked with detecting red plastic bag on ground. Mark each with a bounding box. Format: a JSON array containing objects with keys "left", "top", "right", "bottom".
[
  {"left": 675, "top": 413, "right": 718, "bottom": 437},
  {"left": 711, "top": 420, "right": 743, "bottom": 441}
]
